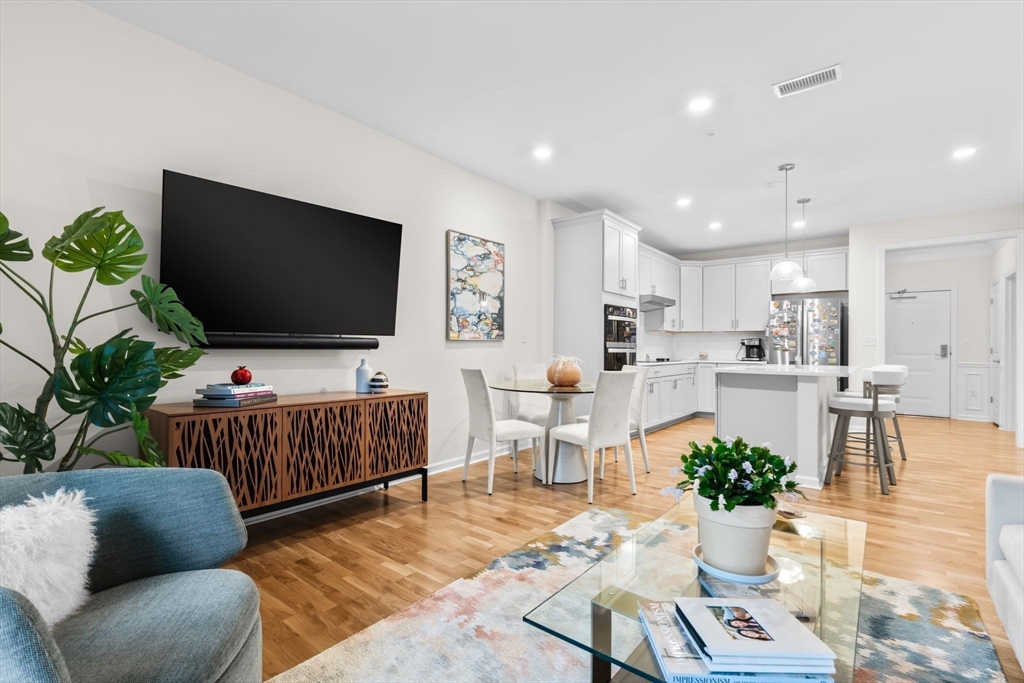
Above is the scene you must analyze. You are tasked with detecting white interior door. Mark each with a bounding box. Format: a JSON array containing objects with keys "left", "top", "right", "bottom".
[
  {"left": 991, "top": 280, "right": 1002, "bottom": 426},
  {"left": 885, "top": 289, "right": 952, "bottom": 417}
]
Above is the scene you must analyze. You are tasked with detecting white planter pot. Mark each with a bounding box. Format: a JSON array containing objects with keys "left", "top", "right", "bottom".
[{"left": 693, "top": 494, "right": 777, "bottom": 576}]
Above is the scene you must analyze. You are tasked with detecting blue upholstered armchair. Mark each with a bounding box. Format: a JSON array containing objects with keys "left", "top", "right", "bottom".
[{"left": 0, "top": 469, "right": 261, "bottom": 683}]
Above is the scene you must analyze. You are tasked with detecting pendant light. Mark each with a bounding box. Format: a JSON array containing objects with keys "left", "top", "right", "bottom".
[
  {"left": 769, "top": 163, "right": 805, "bottom": 281},
  {"left": 789, "top": 198, "right": 817, "bottom": 293}
]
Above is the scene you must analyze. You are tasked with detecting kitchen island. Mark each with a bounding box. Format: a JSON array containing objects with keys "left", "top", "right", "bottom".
[{"left": 714, "top": 365, "right": 855, "bottom": 489}]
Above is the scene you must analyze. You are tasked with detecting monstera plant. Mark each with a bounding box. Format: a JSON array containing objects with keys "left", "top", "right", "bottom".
[{"left": 0, "top": 208, "right": 206, "bottom": 473}]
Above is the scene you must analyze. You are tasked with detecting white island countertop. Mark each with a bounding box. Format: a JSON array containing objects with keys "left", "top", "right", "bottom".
[
  {"left": 636, "top": 359, "right": 767, "bottom": 366},
  {"left": 714, "top": 364, "right": 855, "bottom": 377}
]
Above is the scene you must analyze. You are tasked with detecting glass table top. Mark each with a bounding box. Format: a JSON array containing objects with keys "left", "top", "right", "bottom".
[
  {"left": 489, "top": 379, "right": 596, "bottom": 394},
  {"left": 523, "top": 497, "right": 867, "bottom": 682}
]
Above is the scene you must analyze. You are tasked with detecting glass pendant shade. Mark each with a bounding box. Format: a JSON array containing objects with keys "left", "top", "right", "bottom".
[
  {"left": 789, "top": 275, "right": 817, "bottom": 293},
  {"left": 770, "top": 259, "right": 804, "bottom": 281}
]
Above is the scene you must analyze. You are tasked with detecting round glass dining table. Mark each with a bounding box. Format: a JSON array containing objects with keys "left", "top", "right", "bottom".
[{"left": 488, "top": 380, "right": 596, "bottom": 484}]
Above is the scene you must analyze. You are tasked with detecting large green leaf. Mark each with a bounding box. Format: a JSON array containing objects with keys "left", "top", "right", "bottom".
[
  {"left": 0, "top": 402, "right": 56, "bottom": 470},
  {"left": 77, "top": 446, "right": 157, "bottom": 468},
  {"left": 44, "top": 210, "right": 147, "bottom": 286},
  {"left": 153, "top": 346, "right": 205, "bottom": 387},
  {"left": 41, "top": 207, "right": 108, "bottom": 260},
  {"left": 0, "top": 212, "right": 33, "bottom": 262},
  {"left": 54, "top": 331, "right": 162, "bottom": 428},
  {"left": 131, "top": 405, "right": 165, "bottom": 466},
  {"left": 131, "top": 275, "right": 207, "bottom": 346}
]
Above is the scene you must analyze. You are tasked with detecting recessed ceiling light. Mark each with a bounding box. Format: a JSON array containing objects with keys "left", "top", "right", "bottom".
[
  {"left": 688, "top": 97, "right": 713, "bottom": 114},
  {"left": 952, "top": 147, "right": 976, "bottom": 159},
  {"left": 676, "top": 197, "right": 692, "bottom": 207},
  {"left": 793, "top": 220, "right": 806, "bottom": 228},
  {"left": 532, "top": 146, "right": 553, "bottom": 161},
  {"left": 709, "top": 222, "right": 722, "bottom": 230}
]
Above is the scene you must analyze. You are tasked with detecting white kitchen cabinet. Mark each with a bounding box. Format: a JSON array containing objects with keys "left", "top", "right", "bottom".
[
  {"left": 771, "top": 252, "right": 847, "bottom": 294},
  {"left": 697, "top": 364, "right": 716, "bottom": 412},
  {"left": 645, "top": 380, "right": 662, "bottom": 428},
  {"left": 682, "top": 372, "right": 698, "bottom": 415},
  {"left": 639, "top": 251, "right": 653, "bottom": 296},
  {"left": 805, "top": 252, "right": 847, "bottom": 292},
  {"left": 665, "top": 377, "right": 685, "bottom": 421},
  {"left": 678, "top": 265, "right": 702, "bottom": 332},
  {"left": 702, "top": 264, "right": 736, "bottom": 331},
  {"left": 643, "top": 254, "right": 682, "bottom": 332},
  {"left": 603, "top": 219, "right": 639, "bottom": 297},
  {"left": 621, "top": 229, "right": 638, "bottom": 297},
  {"left": 735, "top": 259, "right": 771, "bottom": 331}
]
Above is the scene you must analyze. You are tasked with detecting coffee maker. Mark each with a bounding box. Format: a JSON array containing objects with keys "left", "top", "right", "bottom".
[{"left": 737, "top": 338, "right": 765, "bottom": 361}]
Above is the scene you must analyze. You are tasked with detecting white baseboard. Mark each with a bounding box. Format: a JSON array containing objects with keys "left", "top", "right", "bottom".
[{"left": 794, "top": 474, "right": 823, "bottom": 491}]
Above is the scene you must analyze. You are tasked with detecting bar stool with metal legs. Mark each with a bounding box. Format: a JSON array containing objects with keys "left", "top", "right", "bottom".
[
  {"left": 825, "top": 390, "right": 899, "bottom": 495},
  {"left": 842, "top": 365, "right": 908, "bottom": 461}
]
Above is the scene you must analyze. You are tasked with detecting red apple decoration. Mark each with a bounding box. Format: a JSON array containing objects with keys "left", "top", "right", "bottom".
[{"left": 231, "top": 366, "right": 252, "bottom": 385}]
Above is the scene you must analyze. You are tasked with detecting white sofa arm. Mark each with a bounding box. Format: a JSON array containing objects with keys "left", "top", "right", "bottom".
[{"left": 986, "top": 473, "right": 1024, "bottom": 580}]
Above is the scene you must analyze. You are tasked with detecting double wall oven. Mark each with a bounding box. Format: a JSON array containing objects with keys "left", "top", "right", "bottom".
[{"left": 604, "top": 305, "right": 636, "bottom": 371}]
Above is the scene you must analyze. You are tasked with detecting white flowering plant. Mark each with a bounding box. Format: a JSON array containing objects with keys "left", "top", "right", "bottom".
[{"left": 662, "top": 436, "right": 803, "bottom": 512}]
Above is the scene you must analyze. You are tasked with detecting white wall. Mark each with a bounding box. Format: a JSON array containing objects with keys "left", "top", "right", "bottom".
[
  {"left": 0, "top": 1, "right": 561, "bottom": 473},
  {"left": 885, "top": 256, "right": 991, "bottom": 363}
]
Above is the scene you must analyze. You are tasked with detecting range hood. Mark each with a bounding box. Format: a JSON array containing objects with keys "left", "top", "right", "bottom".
[{"left": 638, "top": 294, "right": 676, "bottom": 312}]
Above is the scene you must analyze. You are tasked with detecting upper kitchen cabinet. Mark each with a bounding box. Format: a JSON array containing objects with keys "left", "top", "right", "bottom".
[
  {"left": 641, "top": 249, "right": 682, "bottom": 332},
  {"left": 678, "top": 265, "right": 703, "bottom": 332},
  {"left": 770, "top": 250, "right": 847, "bottom": 294},
  {"left": 603, "top": 216, "right": 640, "bottom": 297},
  {"left": 805, "top": 251, "right": 847, "bottom": 292},
  {"left": 735, "top": 259, "right": 770, "bottom": 331},
  {"left": 702, "top": 264, "right": 736, "bottom": 331}
]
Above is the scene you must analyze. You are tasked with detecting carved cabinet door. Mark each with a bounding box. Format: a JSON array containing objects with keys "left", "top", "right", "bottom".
[
  {"left": 365, "top": 395, "right": 428, "bottom": 479},
  {"left": 169, "top": 407, "right": 282, "bottom": 511},
  {"left": 281, "top": 402, "right": 365, "bottom": 500}
]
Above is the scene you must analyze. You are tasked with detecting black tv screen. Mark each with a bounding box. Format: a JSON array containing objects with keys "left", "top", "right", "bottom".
[{"left": 160, "top": 170, "right": 402, "bottom": 340}]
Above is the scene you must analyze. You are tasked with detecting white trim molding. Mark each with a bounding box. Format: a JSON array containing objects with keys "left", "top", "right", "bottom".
[{"left": 956, "top": 362, "right": 992, "bottom": 422}]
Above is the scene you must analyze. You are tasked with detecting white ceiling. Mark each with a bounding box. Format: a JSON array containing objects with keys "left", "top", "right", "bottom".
[{"left": 87, "top": 1, "right": 1024, "bottom": 256}]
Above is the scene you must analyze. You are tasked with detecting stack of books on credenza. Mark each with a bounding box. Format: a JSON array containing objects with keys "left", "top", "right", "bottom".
[
  {"left": 194, "top": 383, "right": 277, "bottom": 408},
  {"left": 639, "top": 598, "right": 836, "bottom": 683}
]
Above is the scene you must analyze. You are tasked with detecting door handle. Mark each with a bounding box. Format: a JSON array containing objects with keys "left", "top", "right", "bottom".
[{"left": 937, "top": 344, "right": 949, "bottom": 359}]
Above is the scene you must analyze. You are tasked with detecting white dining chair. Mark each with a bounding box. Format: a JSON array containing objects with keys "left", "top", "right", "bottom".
[
  {"left": 461, "top": 369, "right": 547, "bottom": 494},
  {"left": 577, "top": 365, "right": 650, "bottom": 477},
  {"left": 512, "top": 363, "right": 551, "bottom": 427},
  {"left": 548, "top": 371, "right": 636, "bottom": 504}
]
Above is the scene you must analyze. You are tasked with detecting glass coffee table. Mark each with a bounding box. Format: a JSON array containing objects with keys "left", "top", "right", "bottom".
[{"left": 524, "top": 497, "right": 867, "bottom": 683}]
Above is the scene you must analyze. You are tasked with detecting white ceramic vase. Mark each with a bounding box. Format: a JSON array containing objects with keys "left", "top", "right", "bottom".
[
  {"left": 694, "top": 494, "right": 776, "bottom": 576},
  {"left": 356, "top": 359, "right": 373, "bottom": 394}
]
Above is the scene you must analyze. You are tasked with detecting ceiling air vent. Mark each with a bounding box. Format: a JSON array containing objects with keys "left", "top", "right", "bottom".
[{"left": 773, "top": 64, "right": 843, "bottom": 98}]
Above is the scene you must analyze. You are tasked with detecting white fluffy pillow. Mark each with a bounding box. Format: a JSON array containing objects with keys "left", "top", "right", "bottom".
[{"left": 0, "top": 488, "right": 97, "bottom": 626}]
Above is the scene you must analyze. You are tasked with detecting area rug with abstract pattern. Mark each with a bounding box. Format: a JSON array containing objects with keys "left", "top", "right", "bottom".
[{"left": 272, "top": 507, "right": 1006, "bottom": 683}]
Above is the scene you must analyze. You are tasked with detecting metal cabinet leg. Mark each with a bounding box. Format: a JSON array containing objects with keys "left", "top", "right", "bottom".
[{"left": 421, "top": 468, "right": 429, "bottom": 502}]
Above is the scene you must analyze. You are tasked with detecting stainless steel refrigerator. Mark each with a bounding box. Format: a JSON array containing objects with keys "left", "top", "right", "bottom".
[{"left": 768, "top": 297, "right": 847, "bottom": 373}]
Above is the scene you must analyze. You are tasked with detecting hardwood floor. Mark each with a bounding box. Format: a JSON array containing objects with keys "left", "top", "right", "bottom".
[{"left": 228, "top": 416, "right": 1024, "bottom": 681}]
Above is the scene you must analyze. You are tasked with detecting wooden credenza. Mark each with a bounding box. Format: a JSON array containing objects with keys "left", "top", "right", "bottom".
[{"left": 146, "top": 390, "right": 428, "bottom": 514}]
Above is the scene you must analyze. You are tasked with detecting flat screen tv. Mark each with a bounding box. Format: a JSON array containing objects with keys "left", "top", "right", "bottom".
[{"left": 160, "top": 170, "right": 402, "bottom": 345}]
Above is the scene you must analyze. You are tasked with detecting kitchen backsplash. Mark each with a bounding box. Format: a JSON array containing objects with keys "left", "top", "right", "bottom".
[{"left": 637, "top": 323, "right": 767, "bottom": 362}]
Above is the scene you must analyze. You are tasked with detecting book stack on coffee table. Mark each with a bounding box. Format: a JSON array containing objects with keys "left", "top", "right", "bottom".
[
  {"left": 638, "top": 597, "right": 836, "bottom": 683},
  {"left": 194, "top": 383, "right": 277, "bottom": 408}
]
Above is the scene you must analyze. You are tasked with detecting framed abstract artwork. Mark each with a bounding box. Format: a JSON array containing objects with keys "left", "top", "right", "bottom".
[{"left": 447, "top": 230, "right": 505, "bottom": 341}]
